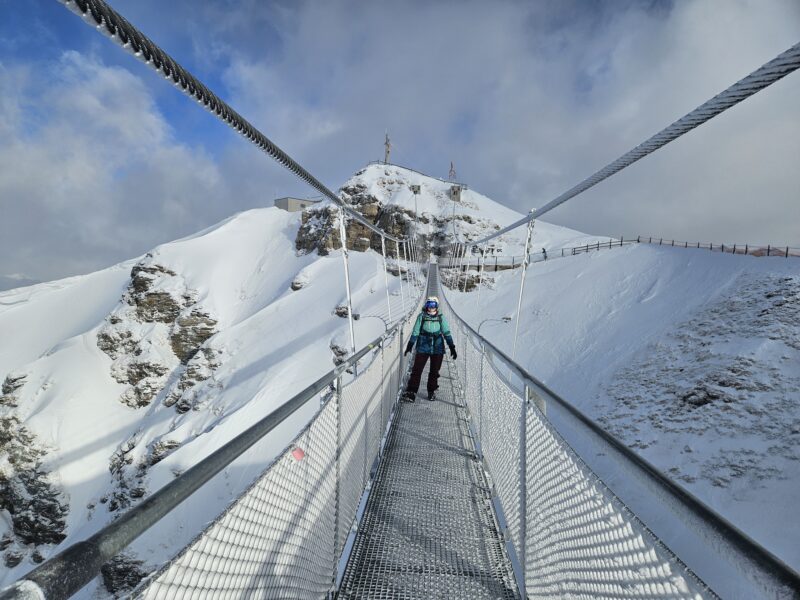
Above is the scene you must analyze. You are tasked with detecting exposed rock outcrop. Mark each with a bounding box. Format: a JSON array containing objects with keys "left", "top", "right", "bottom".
[
  {"left": 0, "top": 414, "right": 68, "bottom": 567},
  {"left": 0, "top": 373, "right": 26, "bottom": 407},
  {"left": 97, "top": 257, "right": 219, "bottom": 411},
  {"left": 101, "top": 554, "right": 148, "bottom": 597}
]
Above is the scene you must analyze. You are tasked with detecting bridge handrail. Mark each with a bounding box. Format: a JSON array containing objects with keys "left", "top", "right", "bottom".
[
  {"left": 439, "top": 265, "right": 800, "bottom": 599},
  {"left": 0, "top": 307, "right": 419, "bottom": 600}
]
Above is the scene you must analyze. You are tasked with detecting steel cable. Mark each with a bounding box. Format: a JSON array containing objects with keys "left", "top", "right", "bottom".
[
  {"left": 59, "top": 0, "right": 404, "bottom": 243},
  {"left": 473, "top": 41, "right": 800, "bottom": 245}
]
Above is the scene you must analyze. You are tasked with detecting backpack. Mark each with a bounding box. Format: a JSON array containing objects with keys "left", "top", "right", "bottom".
[{"left": 420, "top": 313, "right": 443, "bottom": 337}]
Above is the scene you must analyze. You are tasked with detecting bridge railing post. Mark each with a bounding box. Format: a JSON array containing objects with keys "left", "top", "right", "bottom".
[
  {"left": 333, "top": 374, "right": 343, "bottom": 586},
  {"left": 519, "top": 385, "right": 529, "bottom": 598}
]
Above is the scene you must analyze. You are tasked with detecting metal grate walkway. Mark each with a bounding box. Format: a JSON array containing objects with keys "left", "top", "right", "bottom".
[{"left": 339, "top": 282, "right": 519, "bottom": 598}]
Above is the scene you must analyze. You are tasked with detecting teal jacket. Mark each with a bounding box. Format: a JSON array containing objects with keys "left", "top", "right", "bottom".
[{"left": 410, "top": 312, "right": 454, "bottom": 355}]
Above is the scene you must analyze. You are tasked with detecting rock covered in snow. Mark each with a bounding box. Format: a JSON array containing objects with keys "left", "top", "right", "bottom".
[{"left": 97, "top": 256, "right": 218, "bottom": 410}]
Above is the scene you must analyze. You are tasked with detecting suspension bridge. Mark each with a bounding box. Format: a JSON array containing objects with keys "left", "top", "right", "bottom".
[{"left": 2, "top": 1, "right": 800, "bottom": 599}]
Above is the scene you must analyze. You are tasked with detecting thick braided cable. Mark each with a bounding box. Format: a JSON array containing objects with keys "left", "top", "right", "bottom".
[
  {"left": 59, "top": 0, "right": 403, "bottom": 243},
  {"left": 475, "top": 41, "right": 800, "bottom": 245}
]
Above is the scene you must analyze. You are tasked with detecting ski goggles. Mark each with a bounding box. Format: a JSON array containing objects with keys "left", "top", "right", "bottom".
[{"left": 424, "top": 300, "right": 439, "bottom": 311}]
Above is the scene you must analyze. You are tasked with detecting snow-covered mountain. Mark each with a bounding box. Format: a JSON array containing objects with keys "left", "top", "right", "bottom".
[
  {"left": 447, "top": 243, "right": 800, "bottom": 571},
  {"left": 4, "top": 163, "right": 591, "bottom": 595},
  {"left": 3, "top": 161, "right": 794, "bottom": 596},
  {"left": 0, "top": 205, "right": 416, "bottom": 595}
]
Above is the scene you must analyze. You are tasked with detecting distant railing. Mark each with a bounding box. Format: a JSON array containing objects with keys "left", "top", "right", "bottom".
[{"left": 444, "top": 236, "right": 799, "bottom": 274}]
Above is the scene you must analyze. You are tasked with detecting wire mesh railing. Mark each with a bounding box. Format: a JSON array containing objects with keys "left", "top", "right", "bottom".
[
  {"left": 134, "top": 323, "right": 410, "bottom": 600},
  {"left": 439, "top": 264, "right": 800, "bottom": 600},
  {"left": 0, "top": 297, "right": 421, "bottom": 600}
]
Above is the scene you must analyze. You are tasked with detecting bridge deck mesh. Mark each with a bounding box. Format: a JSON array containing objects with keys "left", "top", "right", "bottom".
[{"left": 338, "top": 356, "right": 519, "bottom": 599}]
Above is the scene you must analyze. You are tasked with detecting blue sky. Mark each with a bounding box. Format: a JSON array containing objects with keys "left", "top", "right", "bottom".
[{"left": 0, "top": 0, "right": 798, "bottom": 282}]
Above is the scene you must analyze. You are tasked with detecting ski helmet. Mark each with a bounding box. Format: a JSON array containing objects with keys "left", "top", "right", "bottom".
[{"left": 424, "top": 296, "right": 439, "bottom": 312}]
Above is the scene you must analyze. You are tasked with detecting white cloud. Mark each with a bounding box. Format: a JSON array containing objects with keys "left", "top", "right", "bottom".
[
  {"left": 0, "top": 51, "right": 233, "bottom": 281},
  {"left": 209, "top": 0, "right": 800, "bottom": 244},
  {"left": 2, "top": 0, "right": 799, "bottom": 283}
]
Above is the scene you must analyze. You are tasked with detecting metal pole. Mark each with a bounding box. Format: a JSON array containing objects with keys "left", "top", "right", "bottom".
[
  {"left": 476, "top": 245, "right": 487, "bottom": 307},
  {"left": 460, "top": 244, "right": 469, "bottom": 293},
  {"left": 333, "top": 374, "right": 342, "bottom": 584},
  {"left": 457, "top": 243, "right": 466, "bottom": 291},
  {"left": 410, "top": 239, "right": 418, "bottom": 288},
  {"left": 519, "top": 385, "right": 529, "bottom": 596},
  {"left": 512, "top": 219, "right": 535, "bottom": 360},
  {"left": 406, "top": 240, "right": 414, "bottom": 291},
  {"left": 380, "top": 236, "right": 392, "bottom": 324},
  {"left": 398, "top": 241, "right": 407, "bottom": 313},
  {"left": 338, "top": 207, "right": 357, "bottom": 358},
  {"left": 479, "top": 341, "right": 485, "bottom": 453}
]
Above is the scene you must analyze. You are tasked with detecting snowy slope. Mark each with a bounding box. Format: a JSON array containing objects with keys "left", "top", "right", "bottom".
[
  {"left": 5, "top": 159, "right": 794, "bottom": 594},
  {"left": 0, "top": 206, "right": 419, "bottom": 593},
  {"left": 446, "top": 244, "right": 800, "bottom": 570}
]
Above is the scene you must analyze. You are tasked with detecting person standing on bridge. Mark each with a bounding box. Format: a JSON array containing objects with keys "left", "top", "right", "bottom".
[{"left": 403, "top": 296, "right": 457, "bottom": 402}]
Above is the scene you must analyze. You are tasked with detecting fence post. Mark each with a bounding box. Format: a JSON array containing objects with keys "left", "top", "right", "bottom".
[
  {"left": 767, "top": 245, "right": 771, "bottom": 257},
  {"left": 671, "top": 240, "right": 674, "bottom": 247},
  {"left": 685, "top": 241, "right": 688, "bottom": 248},
  {"left": 495, "top": 256, "right": 498, "bottom": 271},
  {"left": 786, "top": 247, "right": 790, "bottom": 258},
  {"left": 479, "top": 341, "right": 485, "bottom": 457},
  {"left": 380, "top": 236, "right": 392, "bottom": 325},
  {"left": 596, "top": 241, "right": 600, "bottom": 251},
  {"left": 733, "top": 244, "right": 736, "bottom": 254},
  {"left": 722, "top": 244, "right": 725, "bottom": 253},
  {"left": 745, "top": 244, "right": 748, "bottom": 255},
  {"left": 333, "top": 374, "right": 342, "bottom": 584},
  {"left": 649, "top": 237, "right": 652, "bottom": 243},
  {"left": 512, "top": 257, "right": 515, "bottom": 269},
  {"left": 397, "top": 241, "right": 407, "bottom": 313},
  {"left": 519, "top": 385, "right": 529, "bottom": 596},
  {"left": 476, "top": 246, "right": 487, "bottom": 307},
  {"left": 659, "top": 238, "right": 663, "bottom": 245},
  {"left": 637, "top": 235, "right": 640, "bottom": 243},
  {"left": 620, "top": 237, "right": 623, "bottom": 247},
  {"left": 513, "top": 218, "right": 535, "bottom": 360},
  {"left": 338, "top": 208, "right": 357, "bottom": 361}
]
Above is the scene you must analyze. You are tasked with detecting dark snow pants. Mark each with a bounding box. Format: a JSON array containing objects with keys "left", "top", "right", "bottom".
[{"left": 406, "top": 352, "right": 444, "bottom": 395}]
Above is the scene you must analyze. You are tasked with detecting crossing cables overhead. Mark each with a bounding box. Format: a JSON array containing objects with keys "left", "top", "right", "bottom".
[
  {"left": 57, "top": 0, "right": 404, "bottom": 243},
  {"left": 473, "top": 41, "right": 800, "bottom": 245}
]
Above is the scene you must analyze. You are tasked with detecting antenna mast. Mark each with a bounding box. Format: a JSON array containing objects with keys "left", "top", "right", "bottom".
[
  {"left": 384, "top": 132, "right": 391, "bottom": 164},
  {"left": 449, "top": 161, "right": 456, "bottom": 181}
]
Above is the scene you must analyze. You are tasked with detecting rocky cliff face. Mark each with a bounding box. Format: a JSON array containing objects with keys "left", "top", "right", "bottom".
[
  {"left": 97, "top": 259, "right": 219, "bottom": 411},
  {"left": 295, "top": 174, "right": 434, "bottom": 257},
  {"left": 0, "top": 380, "right": 68, "bottom": 568},
  {"left": 91, "top": 255, "right": 225, "bottom": 519}
]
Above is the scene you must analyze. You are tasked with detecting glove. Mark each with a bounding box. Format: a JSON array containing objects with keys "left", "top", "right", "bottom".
[
  {"left": 449, "top": 346, "right": 457, "bottom": 360},
  {"left": 405, "top": 341, "right": 414, "bottom": 356}
]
